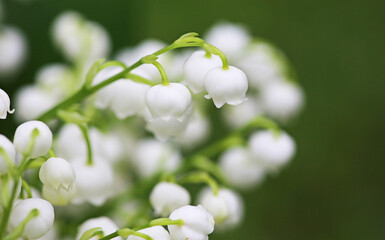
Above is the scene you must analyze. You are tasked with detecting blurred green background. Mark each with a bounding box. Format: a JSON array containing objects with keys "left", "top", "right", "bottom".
[{"left": 1, "top": 0, "right": 385, "bottom": 239}]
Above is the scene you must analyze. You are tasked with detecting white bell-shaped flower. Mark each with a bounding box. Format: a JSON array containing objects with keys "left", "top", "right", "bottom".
[
  {"left": 168, "top": 205, "right": 215, "bottom": 240},
  {"left": 222, "top": 96, "right": 263, "bottom": 128},
  {"left": 219, "top": 147, "right": 265, "bottom": 190},
  {"left": 42, "top": 185, "right": 75, "bottom": 206},
  {"left": 14, "top": 85, "right": 60, "bottom": 122},
  {"left": 260, "top": 81, "right": 304, "bottom": 122},
  {"left": 249, "top": 130, "right": 296, "bottom": 171},
  {"left": 39, "top": 157, "right": 75, "bottom": 191},
  {"left": 205, "top": 66, "right": 248, "bottom": 108},
  {"left": 127, "top": 226, "right": 171, "bottom": 240},
  {"left": 9, "top": 198, "right": 55, "bottom": 239},
  {"left": 33, "top": 226, "right": 57, "bottom": 240},
  {"left": 131, "top": 139, "right": 181, "bottom": 178},
  {"left": 0, "top": 88, "right": 15, "bottom": 119},
  {"left": 76, "top": 217, "right": 122, "bottom": 240},
  {"left": 198, "top": 188, "right": 243, "bottom": 229},
  {"left": 14, "top": 121, "right": 53, "bottom": 158},
  {"left": 0, "top": 134, "right": 16, "bottom": 175},
  {"left": 205, "top": 22, "right": 251, "bottom": 61},
  {"left": 36, "top": 64, "right": 73, "bottom": 96},
  {"left": 71, "top": 158, "right": 114, "bottom": 206},
  {"left": 183, "top": 50, "right": 222, "bottom": 93},
  {"left": 145, "top": 83, "right": 192, "bottom": 121},
  {"left": 150, "top": 182, "right": 191, "bottom": 217},
  {"left": 0, "top": 26, "right": 26, "bottom": 76}
]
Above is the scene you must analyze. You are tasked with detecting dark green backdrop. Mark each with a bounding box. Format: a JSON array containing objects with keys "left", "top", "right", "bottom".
[{"left": 1, "top": 0, "right": 385, "bottom": 239}]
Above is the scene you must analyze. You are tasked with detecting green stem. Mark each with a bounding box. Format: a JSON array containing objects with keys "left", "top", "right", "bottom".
[
  {"left": 149, "top": 218, "right": 184, "bottom": 227},
  {"left": 125, "top": 73, "right": 156, "bottom": 86},
  {"left": 97, "top": 231, "right": 119, "bottom": 240},
  {"left": 178, "top": 171, "right": 219, "bottom": 195},
  {"left": 152, "top": 61, "right": 169, "bottom": 86},
  {"left": 0, "top": 178, "right": 20, "bottom": 238},
  {"left": 78, "top": 124, "right": 93, "bottom": 166},
  {"left": 203, "top": 43, "right": 229, "bottom": 69},
  {"left": 48, "top": 149, "right": 56, "bottom": 158}
]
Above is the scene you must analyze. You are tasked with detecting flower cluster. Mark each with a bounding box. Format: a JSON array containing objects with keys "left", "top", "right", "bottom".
[{"left": 0, "top": 11, "right": 305, "bottom": 240}]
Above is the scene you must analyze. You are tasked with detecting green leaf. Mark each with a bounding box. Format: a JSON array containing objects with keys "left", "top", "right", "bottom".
[
  {"left": 84, "top": 58, "right": 106, "bottom": 88},
  {"left": 79, "top": 227, "right": 104, "bottom": 240}
]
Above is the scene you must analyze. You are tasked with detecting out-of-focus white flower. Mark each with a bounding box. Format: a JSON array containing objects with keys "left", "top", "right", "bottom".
[
  {"left": 176, "top": 111, "right": 210, "bottom": 149},
  {"left": 93, "top": 66, "right": 151, "bottom": 118},
  {"left": 52, "top": 11, "right": 110, "bottom": 63},
  {"left": 205, "top": 66, "right": 248, "bottom": 108},
  {"left": 127, "top": 226, "right": 171, "bottom": 240},
  {"left": 165, "top": 50, "right": 192, "bottom": 82},
  {"left": 116, "top": 39, "right": 168, "bottom": 82},
  {"left": 219, "top": 147, "right": 265, "bottom": 190},
  {"left": 146, "top": 83, "right": 192, "bottom": 121},
  {"left": 76, "top": 217, "right": 122, "bottom": 240},
  {"left": 33, "top": 226, "right": 58, "bottom": 240},
  {"left": 9, "top": 198, "right": 55, "bottom": 239},
  {"left": 71, "top": 158, "right": 114, "bottom": 206},
  {"left": 39, "top": 157, "right": 75, "bottom": 191},
  {"left": 222, "top": 96, "right": 263, "bottom": 128},
  {"left": 168, "top": 205, "right": 215, "bottom": 240},
  {"left": 0, "top": 88, "right": 14, "bottom": 119},
  {"left": 150, "top": 182, "right": 191, "bottom": 217},
  {"left": 0, "top": 134, "right": 15, "bottom": 175},
  {"left": 42, "top": 185, "right": 75, "bottom": 206},
  {"left": 131, "top": 139, "right": 181, "bottom": 178},
  {"left": 55, "top": 124, "right": 123, "bottom": 163},
  {"left": 249, "top": 130, "right": 296, "bottom": 171},
  {"left": 205, "top": 23, "right": 250, "bottom": 62},
  {"left": 260, "top": 81, "right": 304, "bottom": 122},
  {"left": 0, "top": 26, "right": 26, "bottom": 76},
  {"left": 198, "top": 188, "right": 243, "bottom": 229},
  {"left": 238, "top": 42, "right": 284, "bottom": 88},
  {"left": 13, "top": 121, "right": 52, "bottom": 158},
  {"left": 35, "top": 64, "right": 73, "bottom": 96},
  {"left": 183, "top": 50, "right": 222, "bottom": 93},
  {"left": 145, "top": 104, "right": 193, "bottom": 142},
  {"left": 14, "top": 85, "right": 60, "bottom": 122}
]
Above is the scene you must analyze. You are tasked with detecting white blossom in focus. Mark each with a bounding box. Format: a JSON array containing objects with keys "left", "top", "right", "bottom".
[
  {"left": 9, "top": 198, "right": 54, "bottom": 239},
  {"left": 0, "top": 26, "right": 26, "bottom": 76},
  {"left": 249, "top": 130, "right": 296, "bottom": 171},
  {"left": 76, "top": 217, "right": 122, "bottom": 240},
  {"left": 132, "top": 139, "right": 181, "bottom": 178},
  {"left": 13, "top": 121, "right": 53, "bottom": 158},
  {"left": 219, "top": 147, "right": 265, "bottom": 190},
  {"left": 127, "top": 226, "right": 171, "bottom": 240},
  {"left": 42, "top": 185, "right": 75, "bottom": 206},
  {"left": 39, "top": 157, "right": 75, "bottom": 191},
  {"left": 183, "top": 50, "right": 222, "bottom": 93},
  {"left": 205, "top": 66, "right": 248, "bottom": 108},
  {"left": 146, "top": 83, "right": 192, "bottom": 121},
  {"left": 168, "top": 205, "right": 215, "bottom": 240},
  {"left": 0, "top": 88, "right": 14, "bottom": 119},
  {"left": 150, "top": 182, "right": 191, "bottom": 217},
  {"left": 0, "top": 134, "right": 16, "bottom": 175}
]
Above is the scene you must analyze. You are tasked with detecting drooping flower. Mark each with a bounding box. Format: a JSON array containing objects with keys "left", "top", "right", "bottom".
[{"left": 0, "top": 88, "right": 15, "bottom": 119}]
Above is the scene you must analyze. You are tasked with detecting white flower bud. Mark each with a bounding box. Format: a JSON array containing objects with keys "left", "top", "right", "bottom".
[
  {"left": 260, "top": 81, "right": 304, "bottom": 122},
  {"left": 205, "top": 23, "right": 250, "bottom": 61},
  {"left": 14, "top": 86, "right": 59, "bottom": 122},
  {"left": 76, "top": 217, "right": 122, "bottom": 240},
  {"left": 0, "top": 134, "right": 16, "bottom": 175},
  {"left": 42, "top": 185, "right": 75, "bottom": 206},
  {"left": 168, "top": 205, "right": 215, "bottom": 240},
  {"left": 0, "top": 26, "right": 26, "bottom": 76},
  {"left": 198, "top": 188, "right": 243, "bottom": 229},
  {"left": 9, "top": 198, "right": 55, "bottom": 239},
  {"left": 150, "top": 182, "right": 191, "bottom": 217},
  {"left": 249, "top": 130, "right": 296, "bottom": 171},
  {"left": 39, "top": 157, "right": 75, "bottom": 191},
  {"left": 132, "top": 139, "right": 181, "bottom": 178},
  {"left": 127, "top": 226, "right": 171, "bottom": 240},
  {"left": 146, "top": 83, "right": 192, "bottom": 121},
  {"left": 183, "top": 50, "right": 222, "bottom": 93},
  {"left": 205, "top": 66, "right": 248, "bottom": 108},
  {"left": 222, "top": 96, "right": 263, "bottom": 128},
  {"left": 219, "top": 147, "right": 265, "bottom": 189},
  {"left": 0, "top": 88, "right": 14, "bottom": 119},
  {"left": 14, "top": 121, "right": 53, "bottom": 158},
  {"left": 71, "top": 158, "right": 114, "bottom": 206}
]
